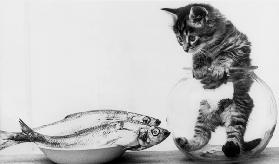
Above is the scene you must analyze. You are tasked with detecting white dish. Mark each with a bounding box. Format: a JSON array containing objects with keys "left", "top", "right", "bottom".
[{"left": 39, "top": 146, "right": 126, "bottom": 164}]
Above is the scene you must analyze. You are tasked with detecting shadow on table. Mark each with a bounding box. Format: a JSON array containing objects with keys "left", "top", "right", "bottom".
[
  {"left": 108, "top": 151, "right": 190, "bottom": 164},
  {"left": 109, "top": 151, "right": 276, "bottom": 164}
]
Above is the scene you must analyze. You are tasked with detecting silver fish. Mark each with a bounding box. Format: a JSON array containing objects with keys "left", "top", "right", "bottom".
[
  {"left": 8, "top": 119, "right": 169, "bottom": 151},
  {"left": 0, "top": 109, "right": 161, "bottom": 150},
  {"left": 34, "top": 109, "right": 161, "bottom": 135}
]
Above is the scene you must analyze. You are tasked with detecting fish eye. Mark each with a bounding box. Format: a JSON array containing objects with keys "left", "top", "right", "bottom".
[
  {"left": 151, "top": 128, "right": 160, "bottom": 136},
  {"left": 189, "top": 35, "right": 196, "bottom": 42},
  {"left": 142, "top": 116, "right": 151, "bottom": 124}
]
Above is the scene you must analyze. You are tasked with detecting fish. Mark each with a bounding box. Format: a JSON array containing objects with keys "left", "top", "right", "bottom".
[
  {"left": 4, "top": 119, "right": 170, "bottom": 151},
  {"left": 34, "top": 109, "right": 161, "bottom": 135},
  {"left": 0, "top": 109, "right": 161, "bottom": 150}
]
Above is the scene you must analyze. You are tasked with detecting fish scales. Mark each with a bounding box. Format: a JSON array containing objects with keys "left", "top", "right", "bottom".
[{"left": 18, "top": 119, "right": 169, "bottom": 150}]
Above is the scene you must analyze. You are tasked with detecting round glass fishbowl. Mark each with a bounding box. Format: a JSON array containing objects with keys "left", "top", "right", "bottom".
[{"left": 167, "top": 67, "right": 277, "bottom": 162}]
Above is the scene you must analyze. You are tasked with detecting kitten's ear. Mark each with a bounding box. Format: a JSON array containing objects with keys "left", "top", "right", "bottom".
[
  {"left": 188, "top": 6, "right": 208, "bottom": 27},
  {"left": 161, "top": 8, "right": 178, "bottom": 22},
  {"left": 189, "top": 6, "right": 208, "bottom": 20}
]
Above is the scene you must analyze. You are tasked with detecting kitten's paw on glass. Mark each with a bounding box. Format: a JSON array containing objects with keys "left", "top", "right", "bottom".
[
  {"left": 174, "top": 137, "right": 191, "bottom": 151},
  {"left": 193, "top": 67, "right": 208, "bottom": 79},
  {"left": 208, "top": 65, "right": 229, "bottom": 80},
  {"left": 222, "top": 141, "right": 241, "bottom": 158}
]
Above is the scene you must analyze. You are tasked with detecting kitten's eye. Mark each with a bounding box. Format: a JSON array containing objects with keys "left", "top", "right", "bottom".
[
  {"left": 189, "top": 35, "right": 196, "bottom": 42},
  {"left": 151, "top": 128, "right": 160, "bottom": 136},
  {"left": 177, "top": 36, "right": 183, "bottom": 43}
]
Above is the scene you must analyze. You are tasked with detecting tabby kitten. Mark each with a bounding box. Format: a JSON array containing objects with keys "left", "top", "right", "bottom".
[{"left": 162, "top": 4, "right": 261, "bottom": 157}]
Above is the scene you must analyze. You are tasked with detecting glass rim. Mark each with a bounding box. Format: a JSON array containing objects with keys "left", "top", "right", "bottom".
[{"left": 183, "top": 66, "right": 258, "bottom": 71}]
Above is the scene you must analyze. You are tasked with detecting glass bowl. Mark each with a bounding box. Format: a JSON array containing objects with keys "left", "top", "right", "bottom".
[{"left": 167, "top": 67, "right": 277, "bottom": 162}]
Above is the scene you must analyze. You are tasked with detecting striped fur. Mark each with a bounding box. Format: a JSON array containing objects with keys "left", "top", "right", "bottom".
[
  {"left": 175, "top": 100, "right": 221, "bottom": 151},
  {"left": 163, "top": 3, "right": 260, "bottom": 157}
]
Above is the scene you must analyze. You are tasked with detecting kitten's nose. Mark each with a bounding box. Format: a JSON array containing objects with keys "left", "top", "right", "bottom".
[
  {"left": 183, "top": 47, "right": 189, "bottom": 52},
  {"left": 183, "top": 45, "right": 190, "bottom": 52}
]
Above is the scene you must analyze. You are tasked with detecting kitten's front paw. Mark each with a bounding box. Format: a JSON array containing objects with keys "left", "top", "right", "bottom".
[
  {"left": 222, "top": 141, "right": 240, "bottom": 158},
  {"left": 193, "top": 67, "right": 208, "bottom": 79},
  {"left": 201, "top": 78, "right": 223, "bottom": 89},
  {"left": 174, "top": 137, "right": 191, "bottom": 152},
  {"left": 208, "top": 65, "right": 228, "bottom": 80},
  {"left": 199, "top": 100, "right": 211, "bottom": 113}
]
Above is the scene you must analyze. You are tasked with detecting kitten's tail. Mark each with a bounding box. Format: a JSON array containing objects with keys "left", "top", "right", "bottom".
[
  {"left": 243, "top": 138, "right": 261, "bottom": 151},
  {"left": 0, "top": 130, "right": 22, "bottom": 151}
]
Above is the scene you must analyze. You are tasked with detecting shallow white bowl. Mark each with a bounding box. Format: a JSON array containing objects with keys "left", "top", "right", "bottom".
[{"left": 39, "top": 146, "right": 126, "bottom": 164}]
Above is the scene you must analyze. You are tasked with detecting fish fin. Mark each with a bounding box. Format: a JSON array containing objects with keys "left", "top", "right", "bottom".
[
  {"left": 19, "top": 119, "right": 46, "bottom": 142},
  {"left": 125, "top": 144, "right": 148, "bottom": 151},
  {"left": 0, "top": 130, "right": 22, "bottom": 151},
  {"left": 19, "top": 119, "right": 34, "bottom": 134},
  {"left": 120, "top": 128, "right": 133, "bottom": 131},
  {"left": 64, "top": 112, "right": 84, "bottom": 119},
  {"left": 105, "top": 137, "right": 121, "bottom": 146},
  {"left": 243, "top": 138, "right": 262, "bottom": 151},
  {"left": 125, "top": 145, "right": 142, "bottom": 151}
]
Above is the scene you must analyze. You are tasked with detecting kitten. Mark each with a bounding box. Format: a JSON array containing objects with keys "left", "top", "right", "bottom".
[{"left": 162, "top": 3, "right": 261, "bottom": 157}]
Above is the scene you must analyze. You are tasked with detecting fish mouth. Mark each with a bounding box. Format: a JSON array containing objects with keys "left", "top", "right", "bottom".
[{"left": 164, "top": 131, "right": 171, "bottom": 138}]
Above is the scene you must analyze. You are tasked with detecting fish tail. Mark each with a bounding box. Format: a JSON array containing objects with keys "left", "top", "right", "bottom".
[
  {"left": 0, "top": 130, "right": 22, "bottom": 150},
  {"left": 0, "top": 119, "right": 48, "bottom": 151},
  {"left": 19, "top": 119, "right": 46, "bottom": 143}
]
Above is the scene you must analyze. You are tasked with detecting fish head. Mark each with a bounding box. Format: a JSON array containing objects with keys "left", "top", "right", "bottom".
[
  {"left": 136, "top": 126, "right": 170, "bottom": 150},
  {"left": 127, "top": 113, "right": 161, "bottom": 126}
]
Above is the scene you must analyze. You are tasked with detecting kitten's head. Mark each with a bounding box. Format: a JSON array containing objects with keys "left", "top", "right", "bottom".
[{"left": 162, "top": 4, "right": 226, "bottom": 54}]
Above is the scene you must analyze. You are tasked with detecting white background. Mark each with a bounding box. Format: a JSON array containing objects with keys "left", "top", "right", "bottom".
[{"left": 0, "top": 0, "right": 279, "bottom": 154}]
